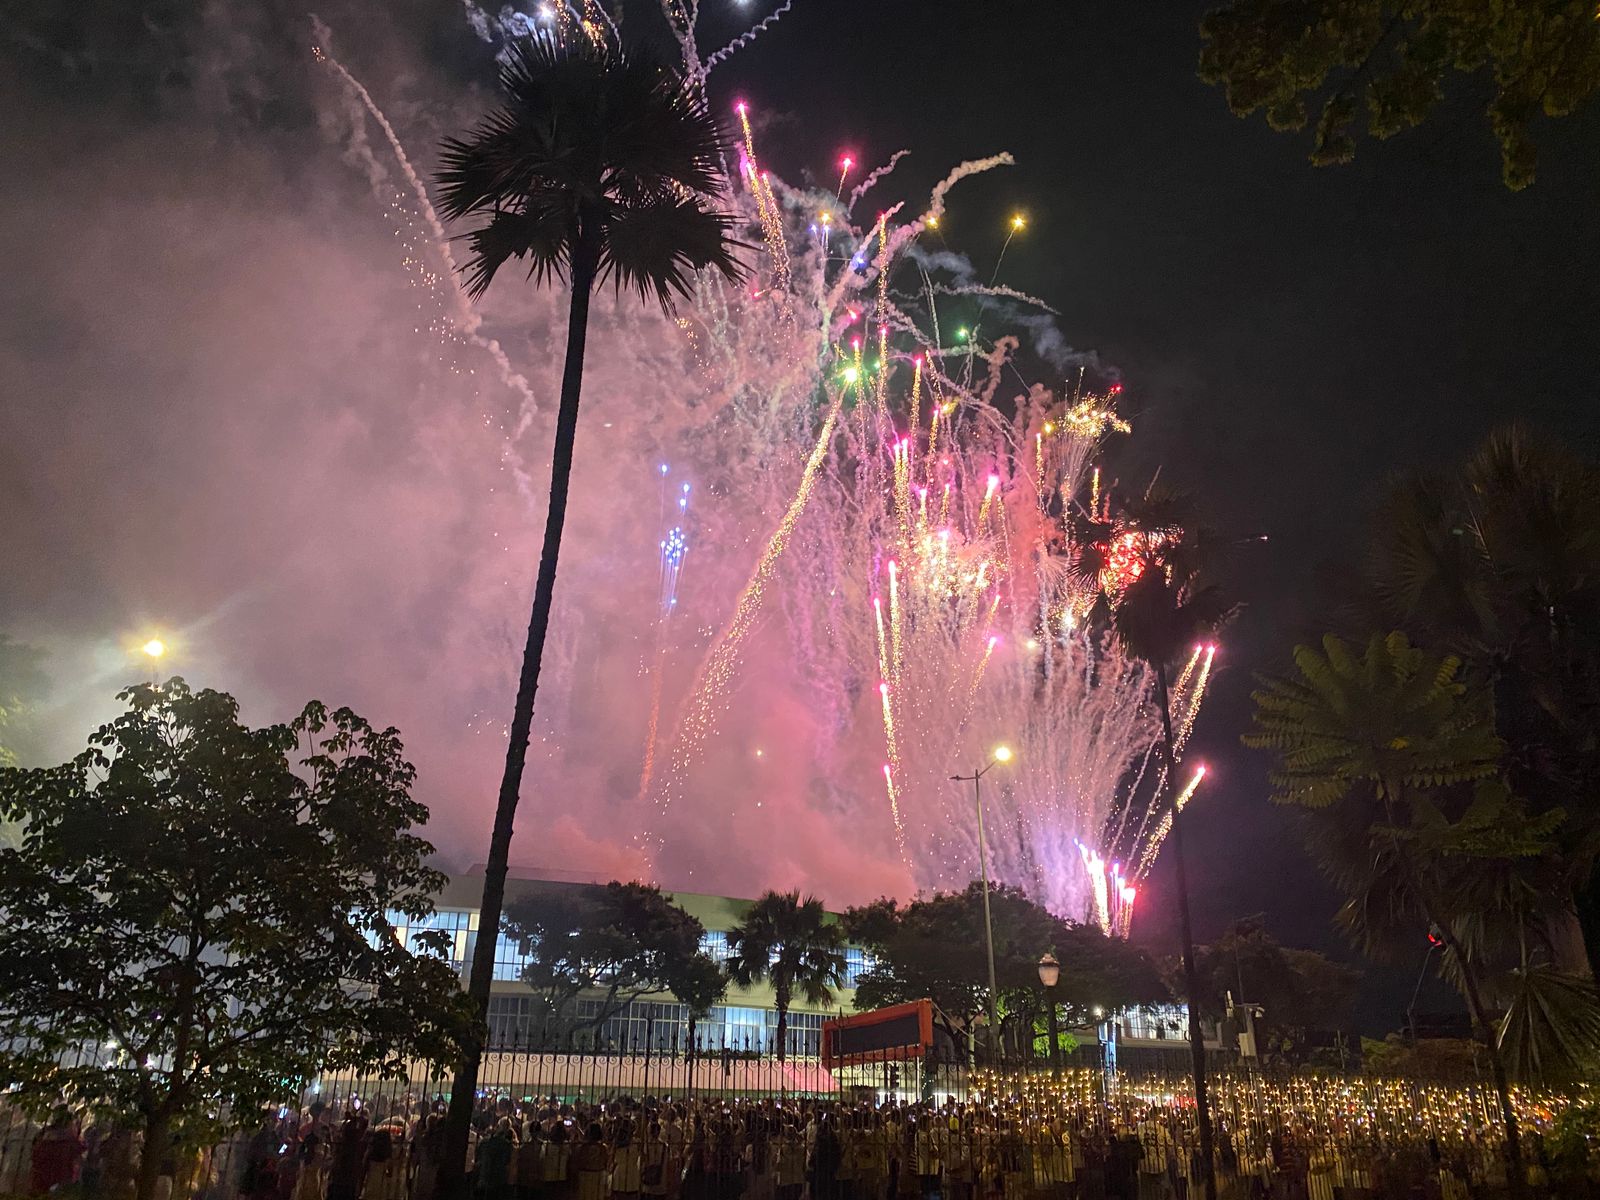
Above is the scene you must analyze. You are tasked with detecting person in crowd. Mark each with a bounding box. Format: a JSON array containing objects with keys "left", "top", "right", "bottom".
[
  {"left": 641, "top": 1121, "right": 671, "bottom": 1200},
  {"left": 518, "top": 1120, "right": 546, "bottom": 1200},
  {"left": 241, "top": 1117, "right": 282, "bottom": 1200},
  {"left": 572, "top": 1124, "right": 611, "bottom": 1200},
  {"left": 410, "top": 1113, "right": 445, "bottom": 1200},
  {"left": 810, "top": 1114, "right": 842, "bottom": 1200},
  {"left": 542, "top": 1118, "right": 575, "bottom": 1200},
  {"left": 609, "top": 1119, "right": 643, "bottom": 1200},
  {"left": 364, "top": 1119, "right": 408, "bottom": 1200},
  {"left": 477, "top": 1118, "right": 519, "bottom": 1200},
  {"left": 326, "top": 1111, "right": 369, "bottom": 1200}
]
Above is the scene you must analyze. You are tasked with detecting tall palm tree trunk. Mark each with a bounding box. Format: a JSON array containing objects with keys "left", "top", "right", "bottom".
[
  {"left": 775, "top": 980, "right": 790, "bottom": 1064},
  {"left": 1378, "top": 791, "right": 1526, "bottom": 1199},
  {"left": 436, "top": 223, "right": 602, "bottom": 1200},
  {"left": 1153, "top": 662, "right": 1217, "bottom": 1200}
]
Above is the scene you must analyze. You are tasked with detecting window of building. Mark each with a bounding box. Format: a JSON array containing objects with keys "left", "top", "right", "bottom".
[
  {"left": 842, "top": 947, "right": 874, "bottom": 988},
  {"left": 1120, "top": 1004, "right": 1189, "bottom": 1042},
  {"left": 699, "top": 930, "right": 731, "bottom": 963},
  {"left": 384, "top": 909, "right": 475, "bottom": 969}
]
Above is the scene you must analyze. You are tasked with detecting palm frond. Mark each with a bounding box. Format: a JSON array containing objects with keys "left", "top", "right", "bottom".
[
  {"left": 599, "top": 199, "right": 746, "bottom": 313},
  {"left": 1497, "top": 962, "right": 1600, "bottom": 1083},
  {"left": 456, "top": 200, "right": 575, "bottom": 299},
  {"left": 594, "top": 54, "right": 729, "bottom": 199}
]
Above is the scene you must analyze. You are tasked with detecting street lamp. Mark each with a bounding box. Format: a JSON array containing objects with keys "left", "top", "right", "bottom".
[
  {"left": 1037, "top": 952, "right": 1062, "bottom": 1076},
  {"left": 951, "top": 744, "right": 1013, "bottom": 1061}
]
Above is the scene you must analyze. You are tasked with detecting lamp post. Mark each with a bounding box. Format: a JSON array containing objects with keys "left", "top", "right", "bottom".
[
  {"left": 1037, "top": 952, "right": 1061, "bottom": 1077},
  {"left": 952, "top": 745, "right": 1012, "bottom": 1061}
]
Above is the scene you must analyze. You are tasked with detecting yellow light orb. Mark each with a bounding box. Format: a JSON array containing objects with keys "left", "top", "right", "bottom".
[
  {"left": 142, "top": 639, "right": 166, "bottom": 659},
  {"left": 927, "top": 215, "right": 940, "bottom": 229},
  {"left": 993, "top": 745, "right": 1013, "bottom": 763},
  {"left": 1011, "top": 214, "right": 1026, "bottom": 230}
]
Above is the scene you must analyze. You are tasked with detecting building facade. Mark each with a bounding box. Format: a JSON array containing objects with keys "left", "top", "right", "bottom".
[
  {"left": 409, "top": 870, "right": 1214, "bottom": 1070},
  {"left": 408, "top": 870, "right": 871, "bottom": 1058}
]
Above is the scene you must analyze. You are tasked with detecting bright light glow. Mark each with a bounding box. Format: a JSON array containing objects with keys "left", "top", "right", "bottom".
[
  {"left": 142, "top": 639, "right": 166, "bottom": 659},
  {"left": 992, "top": 745, "right": 1013, "bottom": 763},
  {"left": 1011, "top": 214, "right": 1026, "bottom": 230}
]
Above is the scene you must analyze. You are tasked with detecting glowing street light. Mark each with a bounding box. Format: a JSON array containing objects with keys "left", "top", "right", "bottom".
[
  {"left": 952, "top": 744, "right": 1015, "bottom": 1058},
  {"left": 1038, "top": 952, "right": 1063, "bottom": 1075}
]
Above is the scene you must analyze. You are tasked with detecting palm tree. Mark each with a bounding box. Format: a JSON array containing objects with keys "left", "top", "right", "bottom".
[
  {"left": 725, "top": 890, "right": 847, "bottom": 1062},
  {"left": 1359, "top": 426, "right": 1600, "bottom": 972},
  {"left": 1245, "top": 631, "right": 1528, "bottom": 1197},
  {"left": 432, "top": 32, "right": 741, "bottom": 1194},
  {"left": 1098, "top": 499, "right": 1230, "bottom": 1200}
]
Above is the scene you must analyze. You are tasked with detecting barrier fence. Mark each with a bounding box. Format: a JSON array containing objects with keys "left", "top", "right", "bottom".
[{"left": 4, "top": 1035, "right": 1597, "bottom": 1199}]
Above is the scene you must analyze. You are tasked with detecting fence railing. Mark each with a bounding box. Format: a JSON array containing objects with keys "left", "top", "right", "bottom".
[{"left": 3, "top": 1038, "right": 1594, "bottom": 1199}]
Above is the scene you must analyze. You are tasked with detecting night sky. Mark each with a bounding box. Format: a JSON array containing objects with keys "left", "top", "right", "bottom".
[
  {"left": 708, "top": 0, "right": 1600, "bottom": 1025},
  {"left": 5, "top": 0, "right": 1599, "bottom": 1032}
]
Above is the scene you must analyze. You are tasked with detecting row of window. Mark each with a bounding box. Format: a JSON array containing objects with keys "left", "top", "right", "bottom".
[
  {"left": 1118, "top": 1003, "right": 1191, "bottom": 1041},
  {"left": 484, "top": 995, "right": 829, "bottom": 1055},
  {"left": 380, "top": 911, "right": 875, "bottom": 988}
]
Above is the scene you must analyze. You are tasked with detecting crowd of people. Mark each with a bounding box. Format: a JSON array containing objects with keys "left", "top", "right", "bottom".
[{"left": 2, "top": 1088, "right": 1579, "bottom": 1200}]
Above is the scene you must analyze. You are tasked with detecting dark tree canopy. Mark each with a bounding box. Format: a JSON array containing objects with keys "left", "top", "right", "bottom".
[
  {"left": 844, "top": 883, "right": 1168, "bottom": 1050},
  {"left": 1194, "top": 915, "right": 1362, "bottom": 1065},
  {"left": 501, "top": 881, "right": 722, "bottom": 1047},
  {"left": 1199, "top": 0, "right": 1600, "bottom": 189},
  {"left": 1351, "top": 427, "right": 1600, "bottom": 969},
  {"left": 0, "top": 681, "right": 471, "bottom": 1200}
]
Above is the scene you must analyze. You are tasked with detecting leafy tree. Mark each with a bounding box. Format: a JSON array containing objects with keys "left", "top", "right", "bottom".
[
  {"left": 501, "top": 881, "right": 722, "bottom": 1047},
  {"left": 844, "top": 883, "right": 1168, "bottom": 1056},
  {"left": 433, "top": 30, "right": 741, "bottom": 1185},
  {"left": 1360, "top": 1032, "right": 1482, "bottom": 1074},
  {"left": 0, "top": 680, "right": 472, "bottom": 1200},
  {"left": 725, "top": 891, "right": 847, "bottom": 1062},
  {"left": 1354, "top": 426, "right": 1600, "bottom": 973},
  {"left": 674, "top": 951, "right": 728, "bottom": 1053},
  {"left": 1194, "top": 915, "right": 1362, "bottom": 1064},
  {"left": 1198, "top": 0, "right": 1600, "bottom": 189},
  {"left": 1245, "top": 632, "right": 1532, "bottom": 1193}
]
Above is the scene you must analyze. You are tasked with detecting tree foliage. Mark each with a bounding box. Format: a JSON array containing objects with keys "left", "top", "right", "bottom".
[
  {"left": 1198, "top": 0, "right": 1600, "bottom": 189},
  {"left": 726, "top": 891, "right": 846, "bottom": 1061},
  {"left": 436, "top": 33, "right": 743, "bottom": 306},
  {"left": 1245, "top": 631, "right": 1587, "bottom": 1178},
  {"left": 0, "top": 680, "right": 472, "bottom": 1200},
  {"left": 500, "top": 881, "right": 722, "bottom": 1047},
  {"left": 1246, "top": 631, "right": 1502, "bottom": 810},
  {"left": 1194, "top": 915, "right": 1362, "bottom": 1065},
  {"left": 1073, "top": 488, "right": 1234, "bottom": 675},
  {"left": 844, "top": 883, "right": 1168, "bottom": 1052},
  {"left": 0, "top": 634, "right": 47, "bottom": 771},
  {"left": 1354, "top": 426, "right": 1600, "bottom": 968}
]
